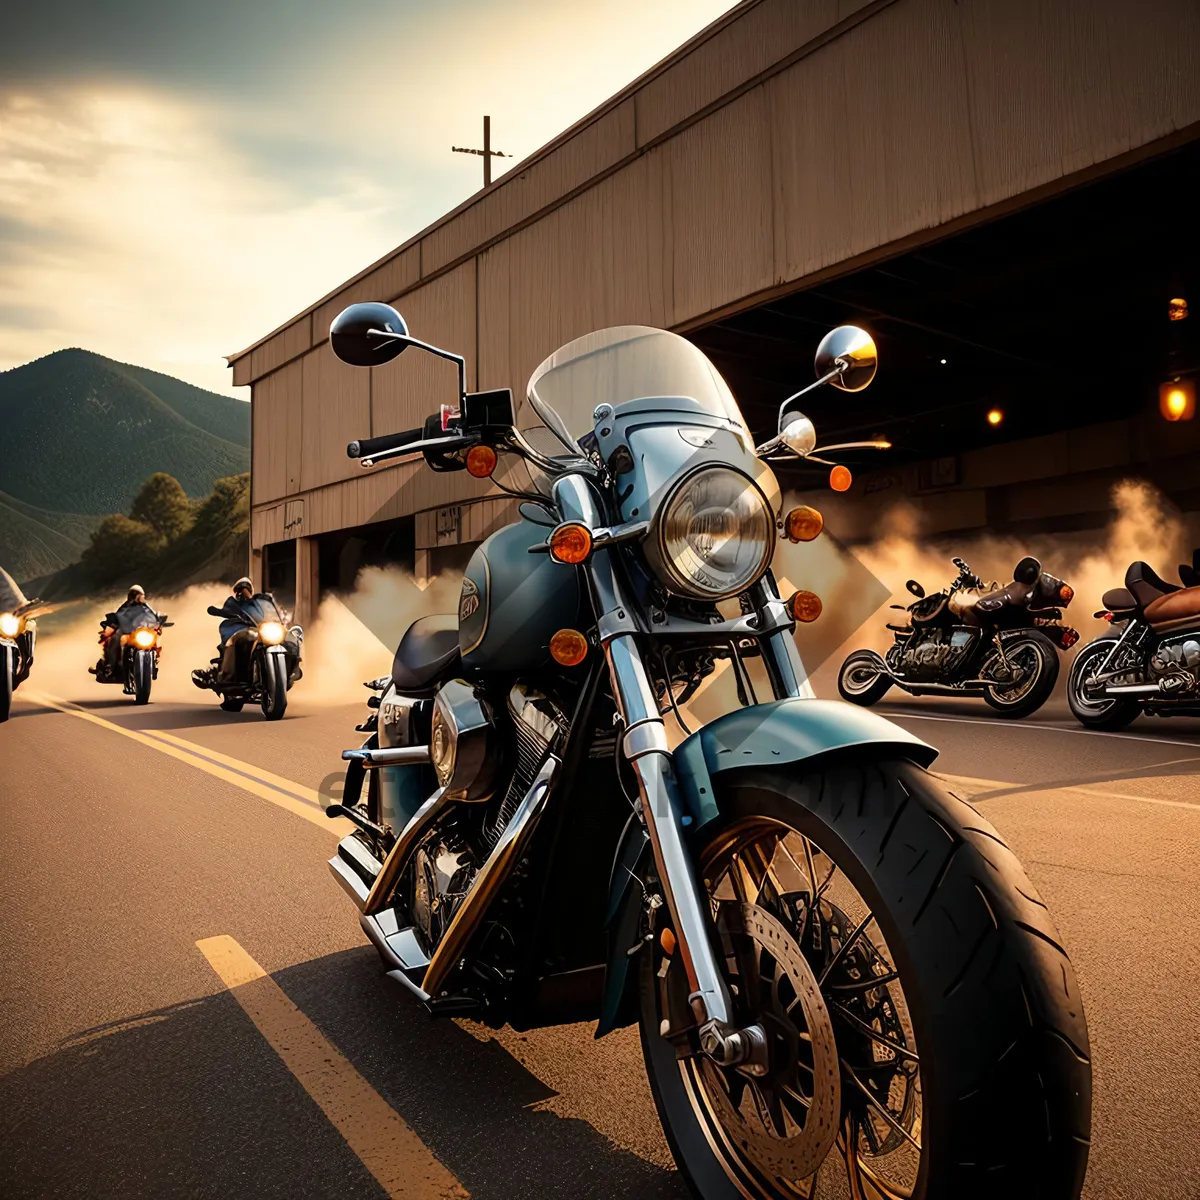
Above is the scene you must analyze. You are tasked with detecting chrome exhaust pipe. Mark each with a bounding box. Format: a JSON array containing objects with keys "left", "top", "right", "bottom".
[
  {"left": 342, "top": 745, "right": 431, "bottom": 768},
  {"left": 1104, "top": 683, "right": 1163, "bottom": 695}
]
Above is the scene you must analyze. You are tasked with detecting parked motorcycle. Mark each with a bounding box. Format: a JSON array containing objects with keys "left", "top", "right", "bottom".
[
  {"left": 192, "top": 595, "right": 302, "bottom": 720},
  {"left": 92, "top": 601, "right": 171, "bottom": 705},
  {"left": 1067, "top": 553, "right": 1200, "bottom": 729},
  {"left": 839, "top": 556, "right": 1077, "bottom": 720},
  {"left": 322, "top": 305, "right": 1090, "bottom": 1198},
  {"left": 0, "top": 599, "right": 40, "bottom": 723}
]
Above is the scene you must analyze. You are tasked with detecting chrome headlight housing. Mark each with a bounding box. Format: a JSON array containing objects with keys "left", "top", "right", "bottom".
[
  {"left": 648, "top": 466, "right": 774, "bottom": 600},
  {"left": 132, "top": 627, "right": 158, "bottom": 649}
]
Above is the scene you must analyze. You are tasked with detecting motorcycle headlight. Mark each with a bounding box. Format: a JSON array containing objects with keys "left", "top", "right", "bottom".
[
  {"left": 650, "top": 467, "right": 774, "bottom": 600},
  {"left": 0, "top": 612, "right": 21, "bottom": 638},
  {"left": 258, "top": 620, "right": 286, "bottom": 645},
  {"left": 132, "top": 627, "right": 157, "bottom": 649}
]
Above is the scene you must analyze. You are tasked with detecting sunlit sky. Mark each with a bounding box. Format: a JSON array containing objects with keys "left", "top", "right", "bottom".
[{"left": 1, "top": 0, "right": 739, "bottom": 396}]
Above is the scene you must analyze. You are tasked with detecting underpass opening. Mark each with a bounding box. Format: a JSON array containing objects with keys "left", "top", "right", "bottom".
[{"left": 690, "top": 139, "right": 1200, "bottom": 545}]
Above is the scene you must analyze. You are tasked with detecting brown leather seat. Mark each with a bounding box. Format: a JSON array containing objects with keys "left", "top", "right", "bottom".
[{"left": 1144, "top": 586, "right": 1200, "bottom": 631}]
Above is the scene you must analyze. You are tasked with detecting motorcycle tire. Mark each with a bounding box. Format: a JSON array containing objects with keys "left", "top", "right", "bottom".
[
  {"left": 219, "top": 698, "right": 245, "bottom": 713},
  {"left": 133, "top": 650, "right": 153, "bottom": 705},
  {"left": 1066, "top": 637, "right": 1139, "bottom": 731},
  {"left": 262, "top": 653, "right": 288, "bottom": 721},
  {"left": 638, "top": 759, "right": 1090, "bottom": 1200},
  {"left": 837, "top": 649, "right": 893, "bottom": 707},
  {"left": 982, "top": 631, "right": 1058, "bottom": 719},
  {"left": 0, "top": 644, "right": 12, "bottom": 723}
]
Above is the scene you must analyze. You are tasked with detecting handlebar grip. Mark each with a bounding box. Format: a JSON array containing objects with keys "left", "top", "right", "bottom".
[{"left": 347, "top": 427, "right": 424, "bottom": 459}]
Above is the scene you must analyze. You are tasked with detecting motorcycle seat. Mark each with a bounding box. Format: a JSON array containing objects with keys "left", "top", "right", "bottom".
[
  {"left": 1144, "top": 585, "right": 1200, "bottom": 632},
  {"left": 1125, "top": 561, "right": 1179, "bottom": 609},
  {"left": 391, "top": 614, "right": 461, "bottom": 697},
  {"left": 1101, "top": 587, "right": 1137, "bottom": 612}
]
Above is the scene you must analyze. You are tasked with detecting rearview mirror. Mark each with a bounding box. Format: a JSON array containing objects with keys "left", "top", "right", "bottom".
[
  {"left": 815, "top": 326, "right": 878, "bottom": 393},
  {"left": 330, "top": 303, "right": 412, "bottom": 367},
  {"left": 906, "top": 579, "right": 925, "bottom": 598}
]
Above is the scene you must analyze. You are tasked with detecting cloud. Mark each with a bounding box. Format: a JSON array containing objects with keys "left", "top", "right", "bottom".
[{"left": 0, "top": 1, "right": 739, "bottom": 394}]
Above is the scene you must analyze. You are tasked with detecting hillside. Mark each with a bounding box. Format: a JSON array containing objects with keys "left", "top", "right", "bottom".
[
  {"left": 0, "top": 349, "right": 249, "bottom": 516},
  {"left": 0, "top": 490, "right": 101, "bottom": 581}
]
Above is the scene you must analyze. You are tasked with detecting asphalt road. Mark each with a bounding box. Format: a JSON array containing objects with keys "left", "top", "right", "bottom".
[{"left": 2, "top": 676, "right": 1198, "bottom": 1200}]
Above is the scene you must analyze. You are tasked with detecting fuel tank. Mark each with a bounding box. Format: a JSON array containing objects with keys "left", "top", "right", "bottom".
[{"left": 458, "top": 519, "right": 584, "bottom": 673}]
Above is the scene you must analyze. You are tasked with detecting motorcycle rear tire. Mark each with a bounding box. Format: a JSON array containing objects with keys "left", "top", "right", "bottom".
[
  {"left": 262, "top": 654, "right": 288, "bottom": 721},
  {"left": 982, "top": 631, "right": 1058, "bottom": 719},
  {"left": 0, "top": 645, "right": 12, "bottom": 722},
  {"left": 1065, "top": 638, "right": 1140, "bottom": 730},
  {"left": 638, "top": 760, "right": 1091, "bottom": 1199},
  {"left": 837, "top": 649, "right": 893, "bottom": 707},
  {"left": 133, "top": 650, "right": 153, "bottom": 705}
]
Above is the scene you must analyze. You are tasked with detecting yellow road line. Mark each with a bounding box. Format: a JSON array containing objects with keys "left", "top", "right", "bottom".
[
  {"left": 25, "top": 689, "right": 352, "bottom": 837},
  {"left": 197, "top": 936, "right": 467, "bottom": 1200},
  {"left": 939, "top": 771, "right": 1200, "bottom": 812}
]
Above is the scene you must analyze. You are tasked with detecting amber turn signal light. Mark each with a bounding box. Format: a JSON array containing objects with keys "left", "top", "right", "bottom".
[
  {"left": 829, "top": 465, "right": 852, "bottom": 492},
  {"left": 660, "top": 927, "right": 677, "bottom": 956},
  {"left": 466, "top": 444, "right": 497, "bottom": 478},
  {"left": 549, "top": 523, "right": 593, "bottom": 564},
  {"left": 787, "top": 590, "right": 823, "bottom": 623},
  {"left": 783, "top": 505, "right": 823, "bottom": 543},
  {"left": 1059, "top": 583, "right": 1074, "bottom": 604},
  {"left": 550, "top": 628, "right": 589, "bottom": 666}
]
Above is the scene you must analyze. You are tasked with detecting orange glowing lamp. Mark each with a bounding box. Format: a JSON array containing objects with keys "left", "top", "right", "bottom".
[
  {"left": 1059, "top": 583, "right": 1074, "bottom": 604},
  {"left": 787, "top": 590, "right": 823, "bottom": 623},
  {"left": 829, "top": 465, "right": 852, "bottom": 492},
  {"left": 783, "top": 505, "right": 824, "bottom": 543},
  {"left": 1160, "top": 378, "right": 1196, "bottom": 422},
  {"left": 466, "top": 444, "right": 498, "bottom": 478},
  {"left": 549, "top": 523, "right": 593, "bottom": 564},
  {"left": 549, "top": 628, "right": 589, "bottom": 666}
]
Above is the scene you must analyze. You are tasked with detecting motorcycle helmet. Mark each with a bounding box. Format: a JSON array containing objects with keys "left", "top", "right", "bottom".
[
  {"left": 127, "top": 584, "right": 145, "bottom": 602},
  {"left": 232, "top": 576, "right": 254, "bottom": 598}
]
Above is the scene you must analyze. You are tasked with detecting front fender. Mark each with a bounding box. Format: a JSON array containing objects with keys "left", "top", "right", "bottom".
[{"left": 596, "top": 698, "right": 936, "bottom": 1038}]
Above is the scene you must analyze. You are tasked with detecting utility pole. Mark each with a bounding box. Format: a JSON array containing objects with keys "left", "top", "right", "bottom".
[{"left": 451, "top": 116, "right": 512, "bottom": 188}]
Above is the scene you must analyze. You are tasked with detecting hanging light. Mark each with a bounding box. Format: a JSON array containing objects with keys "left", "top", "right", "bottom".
[
  {"left": 987, "top": 408, "right": 1004, "bottom": 427},
  {"left": 1160, "top": 378, "right": 1196, "bottom": 422},
  {"left": 1168, "top": 297, "right": 1188, "bottom": 321}
]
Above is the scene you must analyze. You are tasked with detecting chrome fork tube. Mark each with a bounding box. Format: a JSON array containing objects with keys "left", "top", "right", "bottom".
[
  {"left": 552, "top": 475, "right": 732, "bottom": 1031},
  {"left": 748, "top": 577, "right": 815, "bottom": 700}
]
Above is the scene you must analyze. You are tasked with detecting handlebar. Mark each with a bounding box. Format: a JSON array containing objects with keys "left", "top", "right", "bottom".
[{"left": 347, "top": 427, "right": 424, "bottom": 459}]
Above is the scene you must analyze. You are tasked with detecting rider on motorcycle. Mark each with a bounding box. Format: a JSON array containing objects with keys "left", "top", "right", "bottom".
[
  {"left": 95, "top": 585, "right": 155, "bottom": 675},
  {"left": 194, "top": 577, "right": 299, "bottom": 685}
]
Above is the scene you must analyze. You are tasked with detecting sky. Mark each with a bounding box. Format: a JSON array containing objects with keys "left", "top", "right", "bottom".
[{"left": 0, "top": 0, "right": 739, "bottom": 396}]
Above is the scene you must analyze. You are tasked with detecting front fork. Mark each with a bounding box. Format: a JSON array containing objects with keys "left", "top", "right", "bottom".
[{"left": 553, "top": 476, "right": 810, "bottom": 1063}]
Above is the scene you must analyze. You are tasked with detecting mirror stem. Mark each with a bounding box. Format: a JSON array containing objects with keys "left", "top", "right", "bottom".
[
  {"left": 776, "top": 361, "right": 846, "bottom": 432},
  {"left": 365, "top": 329, "right": 467, "bottom": 400}
]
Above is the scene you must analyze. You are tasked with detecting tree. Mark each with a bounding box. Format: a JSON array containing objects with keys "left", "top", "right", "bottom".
[
  {"left": 129, "top": 473, "right": 193, "bottom": 542},
  {"left": 81, "top": 515, "right": 163, "bottom": 581}
]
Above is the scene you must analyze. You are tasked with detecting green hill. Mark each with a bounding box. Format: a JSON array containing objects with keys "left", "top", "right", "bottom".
[
  {"left": 0, "top": 348, "right": 249, "bottom": 515},
  {"left": 0, "top": 349, "right": 249, "bottom": 581}
]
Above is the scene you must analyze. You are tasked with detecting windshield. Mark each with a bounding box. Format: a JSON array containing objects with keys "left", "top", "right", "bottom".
[
  {"left": 116, "top": 603, "right": 160, "bottom": 632},
  {"left": 526, "top": 327, "right": 748, "bottom": 448}
]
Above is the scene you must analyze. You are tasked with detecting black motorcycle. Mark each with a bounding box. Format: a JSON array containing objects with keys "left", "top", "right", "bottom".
[
  {"left": 0, "top": 597, "right": 40, "bottom": 722},
  {"left": 1067, "top": 551, "right": 1200, "bottom": 729},
  {"left": 92, "top": 602, "right": 171, "bottom": 705},
  {"left": 192, "top": 595, "right": 302, "bottom": 720},
  {"left": 839, "top": 556, "right": 1078, "bottom": 719},
  {"left": 321, "top": 303, "right": 1090, "bottom": 1198}
]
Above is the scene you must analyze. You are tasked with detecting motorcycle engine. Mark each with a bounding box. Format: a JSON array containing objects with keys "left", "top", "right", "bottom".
[
  {"left": 1148, "top": 638, "right": 1200, "bottom": 695},
  {"left": 898, "top": 629, "right": 975, "bottom": 681},
  {"left": 411, "top": 836, "right": 476, "bottom": 951}
]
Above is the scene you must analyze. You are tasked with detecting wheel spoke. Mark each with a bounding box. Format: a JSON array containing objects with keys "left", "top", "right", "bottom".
[
  {"left": 843, "top": 1063, "right": 922, "bottom": 1152},
  {"left": 830, "top": 1002, "right": 919, "bottom": 1064},
  {"left": 818, "top": 910, "right": 875, "bottom": 986},
  {"left": 828, "top": 969, "right": 900, "bottom": 994}
]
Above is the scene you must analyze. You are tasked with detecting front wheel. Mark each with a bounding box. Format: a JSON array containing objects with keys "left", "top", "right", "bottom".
[
  {"left": 837, "top": 650, "right": 893, "bottom": 707},
  {"left": 261, "top": 652, "right": 288, "bottom": 721},
  {"left": 0, "top": 644, "right": 13, "bottom": 722},
  {"left": 133, "top": 649, "right": 153, "bottom": 705},
  {"left": 639, "top": 761, "right": 1090, "bottom": 1199},
  {"left": 981, "top": 632, "right": 1058, "bottom": 718},
  {"left": 1066, "top": 638, "right": 1140, "bottom": 731}
]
